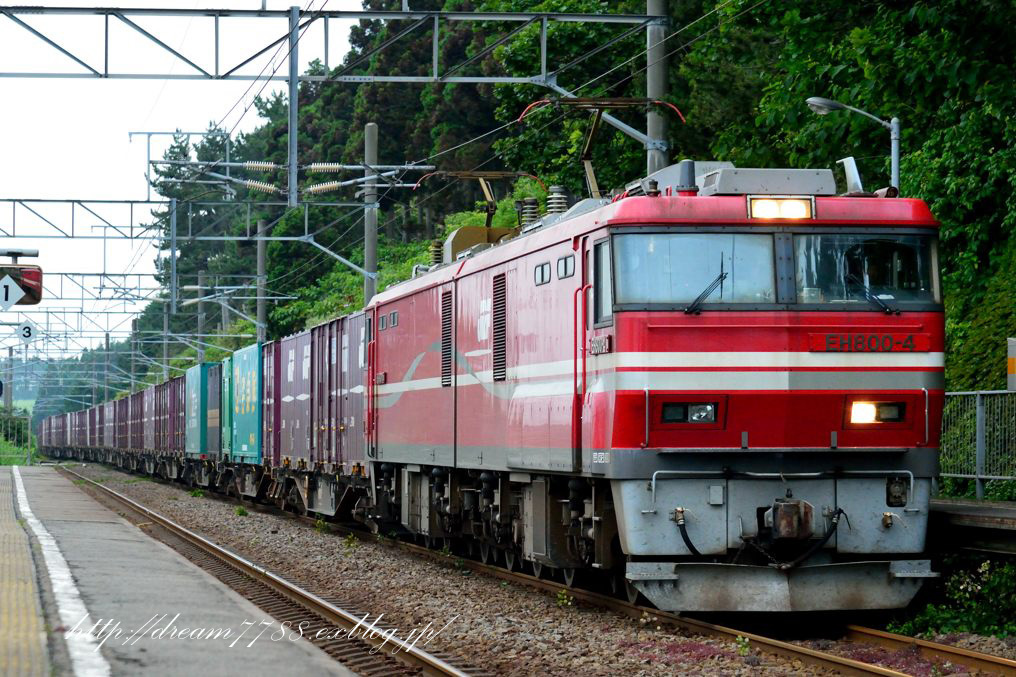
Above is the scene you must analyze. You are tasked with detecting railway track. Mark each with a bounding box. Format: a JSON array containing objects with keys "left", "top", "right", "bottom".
[
  {"left": 315, "top": 508, "right": 1016, "bottom": 676},
  {"left": 65, "top": 463, "right": 1016, "bottom": 676},
  {"left": 58, "top": 466, "right": 483, "bottom": 677}
]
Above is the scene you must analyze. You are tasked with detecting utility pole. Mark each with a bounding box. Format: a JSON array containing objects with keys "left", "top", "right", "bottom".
[
  {"left": 364, "top": 122, "right": 378, "bottom": 305},
  {"left": 646, "top": 0, "right": 668, "bottom": 174},
  {"left": 221, "top": 295, "right": 230, "bottom": 331},
  {"left": 197, "top": 270, "right": 206, "bottom": 362},
  {"left": 287, "top": 4, "right": 300, "bottom": 208},
  {"left": 5, "top": 347, "right": 12, "bottom": 411},
  {"left": 162, "top": 304, "right": 169, "bottom": 381},
  {"left": 104, "top": 332, "right": 109, "bottom": 401},
  {"left": 130, "top": 319, "right": 136, "bottom": 393},
  {"left": 256, "top": 220, "right": 267, "bottom": 343}
]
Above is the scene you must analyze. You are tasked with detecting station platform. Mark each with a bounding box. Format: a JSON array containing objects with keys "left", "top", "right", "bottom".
[
  {"left": 3, "top": 465, "right": 352, "bottom": 676},
  {"left": 930, "top": 497, "right": 1016, "bottom": 554}
]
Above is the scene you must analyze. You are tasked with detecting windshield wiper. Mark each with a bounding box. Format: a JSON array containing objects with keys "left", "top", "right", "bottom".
[
  {"left": 684, "top": 271, "right": 728, "bottom": 315},
  {"left": 847, "top": 274, "right": 899, "bottom": 315}
]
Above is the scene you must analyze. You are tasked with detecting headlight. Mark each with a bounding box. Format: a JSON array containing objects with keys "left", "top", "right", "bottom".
[
  {"left": 877, "top": 403, "right": 905, "bottom": 422},
  {"left": 748, "top": 197, "right": 812, "bottom": 219},
  {"left": 850, "top": 402, "right": 877, "bottom": 423},
  {"left": 660, "top": 402, "right": 717, "bottom": 424},
  {"left": 850, "top": 401, "right": 906, "bottom": 423},
  {"left": 688, "top": 403, "right": 716, "bottom": 423}
]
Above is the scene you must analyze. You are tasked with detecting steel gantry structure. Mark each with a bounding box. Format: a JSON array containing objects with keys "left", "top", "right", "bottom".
[
  {"left": 0, "top": 3, "right": 671, "bottom": 378},
  {"left": 0, "top": 4, "right": 668, "bottom": 205}
]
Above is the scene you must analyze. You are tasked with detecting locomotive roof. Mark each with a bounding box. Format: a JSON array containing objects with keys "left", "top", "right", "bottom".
[{"left": 367, "top": 191, "right": 939, "bottom": 308}]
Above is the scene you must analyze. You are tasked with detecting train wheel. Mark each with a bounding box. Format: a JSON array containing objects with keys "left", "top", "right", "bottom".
[
  {"left": 504, "top": 548, "right": 520, "bottom": 572},
  {"left": 625, "top": 580, "right": 641, "bottom": 605},
  {"left": 563, "top": 568, "right": 578, "bottom": 588},
  {"left": 532, "top": 561, "right": 543, "bottom": 579},
  {"left": 479, "top": 541, "right": 493, "bottom": 564}
]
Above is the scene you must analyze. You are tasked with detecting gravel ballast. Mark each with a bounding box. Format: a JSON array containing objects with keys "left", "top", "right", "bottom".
[{"left": 63, "top": 463, "right": 995, "bottom": 675}]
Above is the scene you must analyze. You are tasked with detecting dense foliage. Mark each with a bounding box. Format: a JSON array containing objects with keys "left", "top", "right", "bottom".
[
  {"left": 31, "top": 0, "right": 1016, "bottom": 423},
  {"left": 889, "top": 557, "right": 1016, "bottom": 637}
]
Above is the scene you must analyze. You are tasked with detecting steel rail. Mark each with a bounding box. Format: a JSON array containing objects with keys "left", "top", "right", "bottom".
[
  {"left": 59, "top": 467, "right": 469, "bottom": 677},
  {"left": 843, "top": 625, "right": 1016, "bottom": 676},
  {"left": 62, "top": 461, "right": 1016, "bottom": 676},
  {"left": 374, "top": 538, "right": 906, "bottom": 677}
]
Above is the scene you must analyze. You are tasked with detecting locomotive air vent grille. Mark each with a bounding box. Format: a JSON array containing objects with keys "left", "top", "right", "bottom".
[
  {"left": 441, "top": 291, "right": 453, "bottom": 387},
  {"left": 492, "top": 273, "right": 507, "bottom": 381}
]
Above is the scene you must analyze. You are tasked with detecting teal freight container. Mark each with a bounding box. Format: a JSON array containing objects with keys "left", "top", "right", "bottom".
[
  {"left": 185, "top": 363, "right": 213, "bottom": 458},
  {"left": 221, "top": 355, "right": 232, "bottom": 457},
  {"left": 231, "top": 343, "right": 261, "bottom": 463}
]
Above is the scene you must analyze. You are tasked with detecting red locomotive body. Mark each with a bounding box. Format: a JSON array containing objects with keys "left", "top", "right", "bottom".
[{"left": 366, "top": 163, "right": 944, "bottom": 611}]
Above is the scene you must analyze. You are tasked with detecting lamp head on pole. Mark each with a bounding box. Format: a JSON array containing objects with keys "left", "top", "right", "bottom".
[{"left": 806, "top": 96, "right": 847, "bottom": 115}]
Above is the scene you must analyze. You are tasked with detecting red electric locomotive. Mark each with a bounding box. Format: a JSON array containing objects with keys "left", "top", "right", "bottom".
[{"left": 365, "top": 160, "right": 943, "bottom": 611}]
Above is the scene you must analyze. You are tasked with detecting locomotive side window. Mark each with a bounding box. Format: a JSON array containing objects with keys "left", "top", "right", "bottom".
[
  {"left": 593, "top": 241, "right": 613, "bottom": 324},
  {"left": 794, "top": 234, "right": 940, "bottom": 305},
  {"left": 557, "top": 255, "right": 575, "bottom": 279},
  {"left": 534, "top": 262, "right": 551, "bottom": 286},
  {"left": 379, "top": 314, "right": 387, "bottom": 331},
  {"left": 390, "top": 311, "right": 398, "bottom": 327},
  {"left": 613, "top": 233, "right": 775, "bottom": 305}
]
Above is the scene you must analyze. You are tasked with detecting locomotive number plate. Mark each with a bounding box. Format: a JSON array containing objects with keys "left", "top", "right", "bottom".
[{"left": 809, "top": 333, "right": 931, "bottom": 352}]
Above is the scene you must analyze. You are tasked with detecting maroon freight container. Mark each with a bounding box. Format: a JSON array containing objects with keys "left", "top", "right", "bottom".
[
  {"left": 343, "top": 312, "right": 368, "bottom": 466},
  {"left": 129, "top": 391, "right": 143, "bottom": 449},
  {"left": 103, "top": 401, "right": 115, "bottom": 448},
  {"left": 263, "top": 340, "right": 281, "bottom": 466},
  {"left": 96, "top": 405, "right": 104, "bottom": 447},
  {"left": 116, "top": 398, "right": 129, "bottom": 449},
  {"left": 311, "top": 320, "right": 338, "bottom": 465},
  {"left": 88, "top": 406, "right": 97, "bottom": 447},
  {"left": 279, "top": 331, "right": 313, "bottom": 464},
  {"left": 143, "top": 385, "right": 156, "bottom": 450},
  {"left": 168, "top": 375, "right": 185, "bottom": 453},
  {"left": 154, "top": 381, "right": 166, "bottom": 451},
  {"left": 75, "top": 410, "right": 87, "bottom": 447}
]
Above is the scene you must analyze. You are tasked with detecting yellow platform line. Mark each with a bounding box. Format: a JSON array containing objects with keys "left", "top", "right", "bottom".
[{"left": 0, "top": 468, "right": 48, "bottom": 677}]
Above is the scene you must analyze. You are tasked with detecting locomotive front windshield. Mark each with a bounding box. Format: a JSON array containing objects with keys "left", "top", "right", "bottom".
[
  {"left": 613, "top": 233, "right": 776, "bottom": 304},
  {"left": 794, "top": 234, "right": 939, "bottom": 305},
  {"left": 610, "top": 231, "right": 940, "bottom": 308}
]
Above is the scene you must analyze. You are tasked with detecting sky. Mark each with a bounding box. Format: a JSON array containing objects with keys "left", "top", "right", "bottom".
[{"left": 0, "top": 0, "right": 358, "bottom": 358}]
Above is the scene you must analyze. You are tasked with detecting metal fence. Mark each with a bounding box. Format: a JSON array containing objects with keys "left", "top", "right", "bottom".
[
  {"left": 940, "top": 390, "right": 1016, "bottom": 497},
  {"left": 0, "top": 414, "right": 33, "bottom": 465}
]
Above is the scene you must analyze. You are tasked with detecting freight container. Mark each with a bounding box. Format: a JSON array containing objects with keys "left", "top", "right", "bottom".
[
  {"left": 312, "top": 320, "right": 338, "bottom": 465},
  {"left": 143, "top": 385, "right": 156, "bottom": 450},
  {"left": 232, "top": 343, "right": 261, "bottom": 464},
  {"left": 129, "top": 390, "right": 144, "bottom": 449},
  {"left": 207, "top": 363, "right": 222, "bottom": 459},
  {"left": 185, "top": 364, "right": 212, "bottom": 458},
  {"left": 168, "top": 376, "right": 186, "bottom": 453},
  {"left": 262, "top": 341, "right": 279, "bottom": 465},
  {"left": 220, "top": 355, "right": 232, "bottom": 457},
  {"left": 116, "top": 397, "right": 129, "bottom": 448},
  {"left": 342, "top": 312, "right": 368, "bottom": 466},
  {"left": 88, "top": 406, "right": 97, "bottom": 447},
  {"left": 154, "top": 381, "right": 167, "bottom": 451},
  {"left": 279, "top": 331, "right": 313, "bottom": 464},
  {"left": 103, "top": 401, "right": 115, "bottom": 448}
]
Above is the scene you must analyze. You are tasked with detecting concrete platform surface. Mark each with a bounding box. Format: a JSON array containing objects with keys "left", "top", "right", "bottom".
[
  {"left": 930, "top": 497, "right": 1016, "bottom": 530},
  {"left": 14, "top": 465, "right": 354, "bottom": 677}
]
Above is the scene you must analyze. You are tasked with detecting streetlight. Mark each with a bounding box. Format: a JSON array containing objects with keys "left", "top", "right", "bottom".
[{"left": 806, "top": 96, "right": 900, "bottom": 190}]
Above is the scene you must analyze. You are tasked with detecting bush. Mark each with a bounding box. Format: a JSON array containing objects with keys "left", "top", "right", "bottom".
[{"left": 890, "top": 558, "right": 1016, "bottom": 637}]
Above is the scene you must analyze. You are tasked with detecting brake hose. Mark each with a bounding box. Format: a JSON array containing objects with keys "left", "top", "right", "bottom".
[
  {"left": 777, "top": 508, "right": 846, "bottom": 571},
  {"left": 673, "top": 507, "right": 702, "bottom": 557}
]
